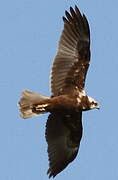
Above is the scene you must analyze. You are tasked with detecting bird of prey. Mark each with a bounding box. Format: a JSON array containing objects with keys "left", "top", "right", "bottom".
[{"left": 18, "top": 6, "right": 99, "bottom": 178}]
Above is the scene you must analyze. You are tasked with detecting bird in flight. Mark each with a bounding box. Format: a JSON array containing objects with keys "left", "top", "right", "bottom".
[{"left": 18, "top": 5, "right": 99, "bottom": 178}]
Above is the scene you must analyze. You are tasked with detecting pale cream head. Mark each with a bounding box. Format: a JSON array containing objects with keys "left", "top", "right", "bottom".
[{"left": 88, "top": 96, "right": 100, "bottom": 110}]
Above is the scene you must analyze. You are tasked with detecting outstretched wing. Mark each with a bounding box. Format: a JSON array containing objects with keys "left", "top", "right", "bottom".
[
  {"left": 45, "top": 111, "right": 82, "bottom": 178},
  {"left": 51, "top": 6, "right": 90, "bottom": 96}
]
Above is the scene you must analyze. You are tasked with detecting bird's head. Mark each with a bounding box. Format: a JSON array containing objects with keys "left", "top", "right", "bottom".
[{"left": 88, "top": 96, "right": 100, "bottom": 110}]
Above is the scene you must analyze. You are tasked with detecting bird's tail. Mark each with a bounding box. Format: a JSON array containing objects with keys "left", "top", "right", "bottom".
[{"left": 18, "top": 90, "right": 50, "bottom": 119}]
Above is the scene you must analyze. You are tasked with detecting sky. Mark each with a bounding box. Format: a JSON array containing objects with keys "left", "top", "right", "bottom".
[{"left": 0, "top": 0, "right": 118, "bottom": 179}]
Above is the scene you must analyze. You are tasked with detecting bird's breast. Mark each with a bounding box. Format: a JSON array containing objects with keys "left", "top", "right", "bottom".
[{"left": 46, "top": 95, "right": 83, "bottom": 112}]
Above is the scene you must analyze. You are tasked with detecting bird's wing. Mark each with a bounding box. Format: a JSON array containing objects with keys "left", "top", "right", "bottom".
[
  {"left": 51, "top": 6, "right": 90, "bottom": 96},
  {"left": 45, "top": 111, "right": 82, "bottom": 178}
]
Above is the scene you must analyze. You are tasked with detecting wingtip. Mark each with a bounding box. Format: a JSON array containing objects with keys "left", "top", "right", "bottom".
[
  {"left": 62, "top": 16, "right": 68, "bottom": 23},
  {"left": 75, "top": 5, "right": 78, "bottom": 11},
  {"left": 47, "top": 168, "right": 55, "bottom": 179},
  {"left": 70, "top": 6, "right": 75, "bottom": 15},
  {"left": 70, "top": 6, "right": 73, "bottom": 11},
  {"left": 63, "top": 5, "right": 82, "bottom": 23}
]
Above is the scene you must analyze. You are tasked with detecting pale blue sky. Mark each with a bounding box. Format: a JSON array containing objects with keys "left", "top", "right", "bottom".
[{"left": 0, "top": 0, "right": 118, "bottom": 179}]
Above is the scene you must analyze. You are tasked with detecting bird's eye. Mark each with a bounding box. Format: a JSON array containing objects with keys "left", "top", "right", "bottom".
[
  {"left": 91, "top": 101, "right": 97, "bottom": 106},
  {"left": 94, "top": 102, "right": 97, "bottom": 106}
]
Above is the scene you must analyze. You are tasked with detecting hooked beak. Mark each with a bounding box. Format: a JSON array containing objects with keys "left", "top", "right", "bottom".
[{"left": 96, "top": 104, "right": 100, "bottom": 110}]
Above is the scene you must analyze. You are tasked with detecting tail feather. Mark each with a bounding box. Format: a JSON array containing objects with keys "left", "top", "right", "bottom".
[{"left": 18, "top": 90, "right": 50, "bottom": 119}]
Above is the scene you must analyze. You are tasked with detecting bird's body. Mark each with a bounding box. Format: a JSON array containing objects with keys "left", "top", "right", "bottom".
[
  {"left": 18, "top": 6, "right": 99, "bottom": 178},
  {"left": 33, "top": 93, "right": 98, "bottom": 113}
]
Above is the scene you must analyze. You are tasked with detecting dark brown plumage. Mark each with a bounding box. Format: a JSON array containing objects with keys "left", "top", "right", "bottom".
[
  {"left": 46, "top": 112, "right": 82, "bottom": 178},
  {"left": 51, "top": 6, "right": 90, "bottom": 96},
  {"left": 18, "top": 6, "right": 99, "bottom": 178}
]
